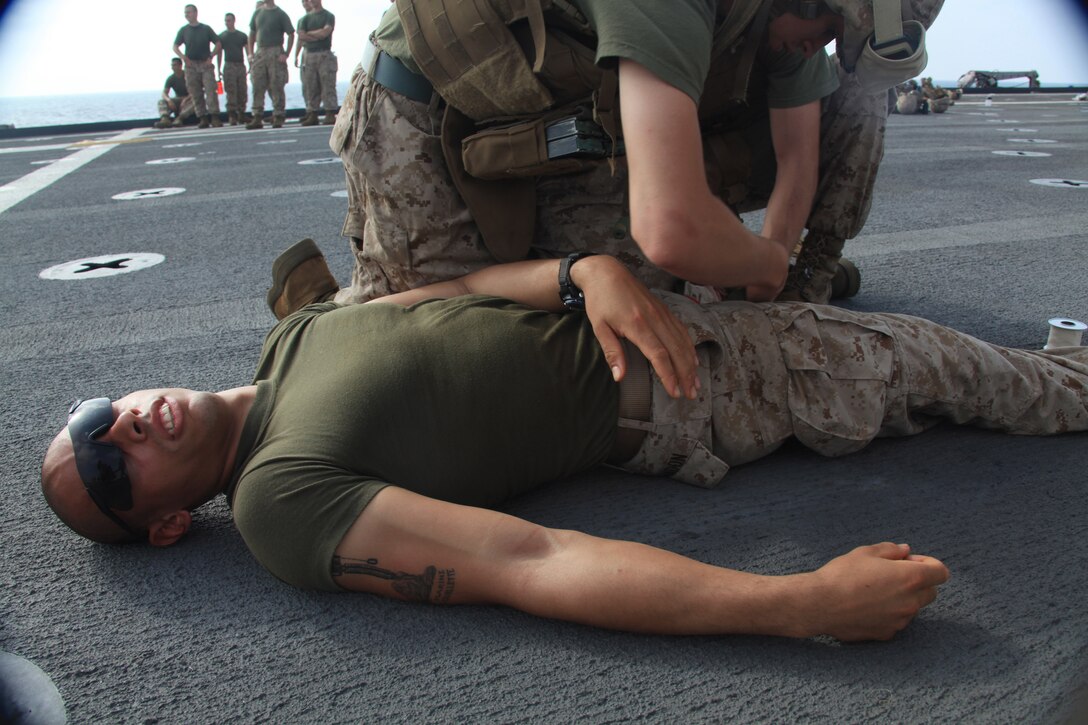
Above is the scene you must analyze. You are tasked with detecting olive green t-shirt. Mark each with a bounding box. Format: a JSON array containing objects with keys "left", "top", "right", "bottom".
[
  {"left": 164, "top": 72, "right": 188, "bottom": 97},
  {"left": 175, "top": 22, "right": 219, "bottom": 61},
  {"left": 250, "top": 6, "right": 294, "bottom": 50},
  {"left": 299, "top": 9, "right": 335, "bottom": 52},
  {"left": 226, "top": 297, "right": 618, "bottom": 591},
  {"left": 373, "top": 0, "right": 835, "bottom": 107},
  {"left": 219, "top": 29, "right": 249, "bottom": 63}
]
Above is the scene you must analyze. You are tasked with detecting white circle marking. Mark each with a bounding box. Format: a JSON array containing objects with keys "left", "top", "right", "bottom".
[
  {"left": 112, "top": 188, "right": 187, "bottom": 200},
  {"left": 39, "top": 253, "right": 166, "bottom": 280}
]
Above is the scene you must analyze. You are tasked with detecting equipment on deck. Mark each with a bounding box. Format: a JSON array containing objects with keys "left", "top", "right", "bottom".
[{"left": 957, "top": 70, "right": 1040, "bottom": 90}]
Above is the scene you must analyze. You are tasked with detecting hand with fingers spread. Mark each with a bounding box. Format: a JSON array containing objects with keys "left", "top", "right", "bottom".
[
  {"left": 571, "top": 255, "right": 700, "bottom": 400},
  {"left": 801, "top": 542, "right": 950, "bottom": 641}
]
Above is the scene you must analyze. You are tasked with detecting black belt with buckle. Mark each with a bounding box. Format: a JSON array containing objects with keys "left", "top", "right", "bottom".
[{"left": 370, "top": 47, "right": 434, "bottom": 104}]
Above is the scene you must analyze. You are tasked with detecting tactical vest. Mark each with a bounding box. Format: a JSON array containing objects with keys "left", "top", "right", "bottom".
[{"left": 394, "top": 0, "right": 774, "bottom": 261}]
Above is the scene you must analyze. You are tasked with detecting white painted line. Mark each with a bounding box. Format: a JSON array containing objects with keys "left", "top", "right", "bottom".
[
  {"left": 849, "top": 211, "right": 1088, "bottom": 259},
  {"left": 331, "top": 189, "right": 349, "bottom": 197},
  {"left": 0, "top": 143, "right": 75, "bottom": 155},
  {"left": 1008, "top": 138, "right": 1057, "bottom": 144},
  {"left": 146, "top": 156, "right": 195, "bottom": 164},
  {"left": 162, "top": 142, "right": 202, "bottom": 148},
  {"left": 0, "top": 128, "right": 147, "bottom": 215},
  {"left": 299, "top": 158, "right": 339, "bottom": 165}
]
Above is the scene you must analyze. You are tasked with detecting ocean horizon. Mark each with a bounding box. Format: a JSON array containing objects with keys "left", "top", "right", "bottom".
[
  {"left": 0, "top": 80, "right": 351, "bottom": 129},
  {"left": 2, "top": 78, "right": 1085, "bottom": 130}
]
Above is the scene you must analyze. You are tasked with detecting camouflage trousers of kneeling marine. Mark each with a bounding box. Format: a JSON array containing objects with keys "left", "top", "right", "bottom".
[{"left": 616, "top": 292, "right": 1088, "bottom": 488}]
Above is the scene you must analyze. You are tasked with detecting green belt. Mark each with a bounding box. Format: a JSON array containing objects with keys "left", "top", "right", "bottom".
[{"left": 368, "top": 45, "right": 433, "bottom": 104}]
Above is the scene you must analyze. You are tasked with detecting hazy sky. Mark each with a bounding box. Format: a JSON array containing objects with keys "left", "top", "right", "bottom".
[{"left": 1, "top": 0, "right": 1086, "bottom": 98}]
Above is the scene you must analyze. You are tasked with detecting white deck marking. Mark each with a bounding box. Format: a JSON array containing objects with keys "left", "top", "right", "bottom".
[{"left": 0, "top": 128, "right": 147, "bottom": 215}]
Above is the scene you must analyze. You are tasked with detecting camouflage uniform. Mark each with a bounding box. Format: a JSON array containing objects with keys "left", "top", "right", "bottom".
[
  {"left": 333, "top": 1, "right": 943, "bottom": 305},
  {"left": 222, "top": 61, "right": 248, "bottom": 118},
  {"left": 618, "top": 292, "right": 1088, "bottom": 487},
  {"left": 184, "top": 63, "right": 221, "bottom": 119},
  {"left": 251, "top": 47, "right": 289, "bottom": 117},
  {"left": 302, "top": 51, "right": 338, "bottom": 113},
  {"left": 332, "top": 63, "right": 900, "bottom": 305},
  {"left": 157, "top": 95, "right": 196, "bottom": 122}
]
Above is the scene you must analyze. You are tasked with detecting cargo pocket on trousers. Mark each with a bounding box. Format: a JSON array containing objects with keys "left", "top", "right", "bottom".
[
  {"left": 330, "top": 63, "right": 366, "bottom": 156},
  {"left": 770, "top": 306, "right": 898, "bottom": 457}
]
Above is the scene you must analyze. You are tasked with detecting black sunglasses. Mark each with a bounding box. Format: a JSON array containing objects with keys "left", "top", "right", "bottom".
[{"left": 67, "top": 398, "right": 142, "bottom": 537}]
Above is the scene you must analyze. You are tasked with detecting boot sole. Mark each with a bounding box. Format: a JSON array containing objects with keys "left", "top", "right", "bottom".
[
  {"left": 831, "top": 259, "right": 862, "bottom": 299},
  {"left": 267, "top": 238, "right": 322, "bottom": 314}
]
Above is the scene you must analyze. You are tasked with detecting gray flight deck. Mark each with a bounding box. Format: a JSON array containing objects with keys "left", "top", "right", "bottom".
[{"left": 1, "top": 96, "right": 1087, "bottom": 723}]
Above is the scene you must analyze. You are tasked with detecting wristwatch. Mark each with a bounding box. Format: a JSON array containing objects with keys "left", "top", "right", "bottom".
[{"left": 558, "top": 252, "right": 596, "bottom": 310}]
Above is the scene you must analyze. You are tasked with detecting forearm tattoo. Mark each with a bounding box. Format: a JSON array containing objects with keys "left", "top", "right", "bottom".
[{"left": 331, "top": 556, "right": 456, "bottom": 603}]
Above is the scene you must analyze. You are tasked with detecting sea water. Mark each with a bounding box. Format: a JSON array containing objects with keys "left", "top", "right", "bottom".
[{"left": 0, "top": 81, "right": 350, "bottom": 129}]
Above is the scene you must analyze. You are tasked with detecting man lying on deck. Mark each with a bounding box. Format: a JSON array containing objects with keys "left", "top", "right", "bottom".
[{"left": 41, "top": 249, "right": 1088, "bottom": 641}]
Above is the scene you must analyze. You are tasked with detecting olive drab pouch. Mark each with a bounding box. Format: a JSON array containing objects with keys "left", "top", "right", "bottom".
[
  {"left": 461, "top": 106, "right": 615, "bottom": 180},
  {"left": 440, "top": 105, "right": 537, "bottom": 263}
]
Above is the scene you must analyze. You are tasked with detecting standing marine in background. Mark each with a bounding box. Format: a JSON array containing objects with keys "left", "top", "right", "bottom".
[
  {"left": 173, "top": 4, "right": 223, "bottom": 129},
  {"left": 292, "top": 0, "right": 314, "bottom": 78},
  {"left": 218, "top": 12, "right": 251, "bottom": 126},
  {"left": 246, "top": 0, "right": 294, "bottom": 129},
  {"left": 297, "top": 0, "right": 338, "bottom": 126},
  {"left": 298, "top": 0, "right": 941, "bottom": 311}
]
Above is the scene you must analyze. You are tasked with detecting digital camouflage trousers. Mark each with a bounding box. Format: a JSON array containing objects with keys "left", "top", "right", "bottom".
[
  {"left": 616, "top": 292, "right": 1088, "bottom": 488},
  {"left": 301, "top": 50, "right": 339, "bottom": 113},
  {"left": 184, "top": 62, "right": 220, "bottom": 118},
  {"left": 251, "top": 47, "right": 288, "bottom": 115},
  {"left": 222, "top": 61, "right": 248, "bottom": 116}
]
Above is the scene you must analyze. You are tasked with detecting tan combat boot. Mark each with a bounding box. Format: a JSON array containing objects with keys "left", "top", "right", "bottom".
[
  {"left": 267, "top": 239, "right": 340, "bottom": 319},
  {"left": 246, "top": 114, "right": 264, "bottom": 129},
  {"left": 271, "top": 114, "right": 285, "bottom": 128},
  {"left": 778, "top": 231, "right": 860, "bottom": 303},
  {"left": 321, "top": 111, "right": 337, "bottom": 125},
  {"left": 211, "top": 114, "right": 223, "bottom": 127},
  {"left": 227, "top": 111, "right": 238, "bottom": 125},
  {"left": 153, "top": 115, "right": 171, "bottom": 129},
  {"left": 198, "top": 115, "right": 211, "bottom": 129},
  {"left": 300, "top": 111, "right": 319, "bottom": 126}
]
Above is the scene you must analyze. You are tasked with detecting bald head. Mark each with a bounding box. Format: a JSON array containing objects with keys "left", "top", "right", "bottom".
[{"left": 41, "top": 430, "right": 139, "bottom": 544}]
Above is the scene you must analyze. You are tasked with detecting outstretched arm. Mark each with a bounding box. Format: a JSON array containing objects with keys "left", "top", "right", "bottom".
[
  {"left": 367, "top": 255, "right": 700, "bottom": 400},
  {"left": 334, "top": 486, "right": 950, "bottom": 641}
]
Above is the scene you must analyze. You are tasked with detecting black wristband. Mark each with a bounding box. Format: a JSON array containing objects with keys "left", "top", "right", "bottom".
[{"left": 558, "top": 252, "right": 596, "bottom": 310}]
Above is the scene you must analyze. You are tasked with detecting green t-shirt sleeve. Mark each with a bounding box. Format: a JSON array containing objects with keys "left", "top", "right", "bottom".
[
  {"left": 763, "top": 48, "right": 840, "bottom": 108},
  {"left": 576, "top": 0, "right": 715, "bottom": 103},
  {"left": 233, "top": 464, "right": 389, "bottom": 591}
]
